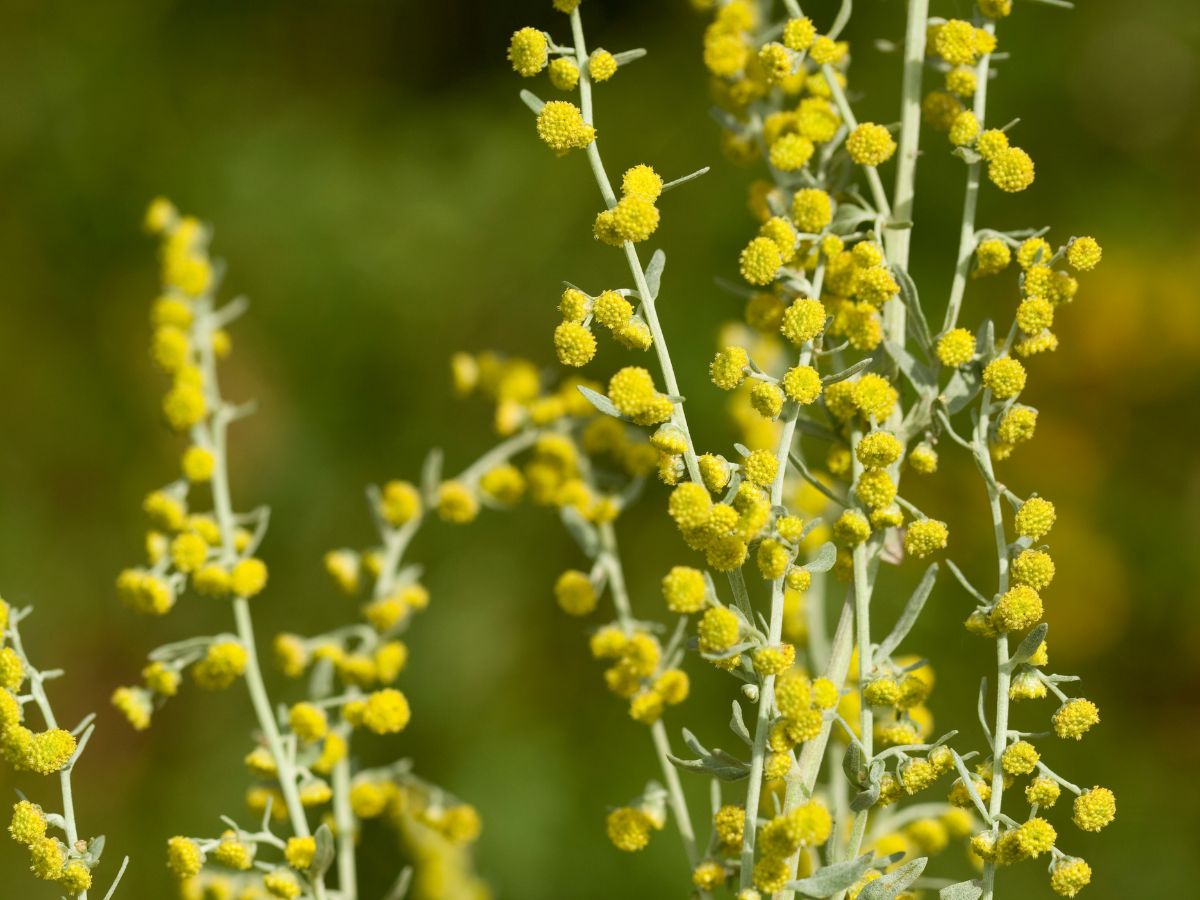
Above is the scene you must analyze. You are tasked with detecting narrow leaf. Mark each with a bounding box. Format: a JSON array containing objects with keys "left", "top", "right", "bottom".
[
  {"left": 576, "top": 385, "right": 628, "bottom": 420},
  {"left": 644, "top": 249, "right": 666, "bottom": 300},
  {"left": 1008, "top": 623, "right": 1049, "bottom": 669},
  {"left": 805, "top": 541, "right": 838, "bottom": 574},
  {"left": 730, "top": 701, "right": 752, "bottom": 746},
  {"left": 785, "top": 853, "right": 874, "bottom": 896},
  {"left": 876, "top": 563, "right": 938, "bottom": 659},
  {"left": 858, "top": 857, "right": 928, "bottom": 900},
  {"left": 894, "top": 265, "right": 933, "bottom": 353},
  {"left": 518, "top": 89, "right": 544, "bottom": 115},
  {"left": 822, "top": 357, "right": 874, "bottom": 386},
  {"left": 940, "top": 881, "right": 984, "bottom": 900}
]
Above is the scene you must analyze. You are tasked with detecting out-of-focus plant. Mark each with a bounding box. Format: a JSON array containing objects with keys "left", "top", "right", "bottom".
[
  {"left": 493, "top": 1, "right": 1113, "bottom": 897},
  {"left": 111, "top": 202, "right": 489, "bottom": 899},
  {"left": 1, "top": 599, "right": 128, "bottom": 898}
]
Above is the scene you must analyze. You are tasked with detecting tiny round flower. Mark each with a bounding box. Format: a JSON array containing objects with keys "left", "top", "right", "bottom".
[
  {"left": 1015, "top": 496, "right": 1056, "bottom": 540},
  {"left": 743, "top": 449, "right": 778, "bottom": 487},
  {"left": 750, "top": 382, "right": 784, "bottom": 419},
  {"left": 162, "top": 382, "right": 207, "bottom": 431},
  {"left": 554, "top": 569, "right": 597, "bottom": 616},
  {"left": 833, "top": 510, "right": 871, "bottom": 547},
  {"left": 856, "top": 431, "right": 903, "bottom": 469},
  {"left": 284, "top": 836, "right": 316, "bottom": 870},
  {"left": 629, "top": 690, "right": 664, "bottom": 724},
  {"left": 991, "top": 585, "right": 1043, "bottom": 632},
  {"left": 698, "top": 454, "right": 731, "bottom": 492},
  {"left": 846, "top": 123, "right": 897, "bottom": 166},
  {"left": 553, "top": 321, "right": 597, "bottom": 367},
  {"left": 1050, "top": 857, "right": 1093, "bottom": 897},
  {"left": 864, "top": 677, "right": 901, "bottom": 707},
  {"left": 1017, "top": 236, "right": 1051, "bottom": 269},
  {"left": 783, "top": 17, "right": 816, "bottom": 51},
  {"left": 976, "top": 128, "right": 1009, "bottom": 161},
  {"left": 782, "top": 365, "right": 822, "bottom": 404},
  {"left": 588, "top": 49, "right": 618, "bottom": 82},
  {"left": 167, "top": 836, "right": 205, "bottom": 879},
  {"left": 1026, "top": 776, "right": 1062, "bottom": 808},
  {"left": 693, "top": 860, "right": 727, "bottom": 892},
  {"left": 758, "top": 42, "right": 793, "bottom": 83},
  {"left": 1011, "top": 817, "right": 1057, "bottom": 858},
  {"left": 769, "top": 133, "right": 815, "bottom": 171},
  {"left": 710, "top": 346, "right": 749, "bottom": 390},
  {"left": 902, "top": 518, "right": 950, "bottom": 561},
  {"left": 949, "top": 110, "right": 980, "bottom": 146},
  {"left": 181, "top": 446, "right": 215, "bottom": 482},
  {"left": 1066, "top": 236, "right": 1102, "bottom": 271},
  {"left": 193, "top": 641, "right": 248, "bottom": 690},
  {"left": 662, "top": 566, "right": 706, "bottom": 614},
  {"left": 9, "top": 800, "right": 46, "bottom": 845},
  {"left": 213, "top": 830, "right": 255, "bottom": 870},
  {"left": 934, "top": 20, "right": 980, "bottom": 65},
  {"left": 808, "top": 35, "right": 842, "bottom": 65},
  {"left": 358, "top": 688, "right": 411, "bottom": 735},
  {"left": 756, "top": 540, "right": 790, "bottom": 580},
  {"left": 1053, "top": 698, "right": 1100, "bottom": 740},
  {"left": 739, "top": 236, "right": 783, "bottom": 286},
  {"left": 945, "top": 65, "right": 978, "bottom": 97},
  {"left": 923, "top": 91, "right": 964, "bottom": 130},
  {"left": 975, "top": 237, "right": 1012, "bottom": 275},
  {"left": 698, "top": 606, "right": 740, "bottom": 654},
  {"left": 988, "top": 146, "right": 1035, "bottom": 192},
  {"left": 1011, "top": 549, "right": 1055, "bottom": 590},
  {"left": 852, "top": 374, "right": 898, "bottom": 421},
  {"left": 508, "top": 27, "right": 548, "bottom": 77},
  {"left": 437, "top": 480, "right": 479, "bottom": 523},
  {"left": 547, "top": 56, "right": 579, "bottom": 91},
  {"left": 598, "top": 194, "right": 660, "bottom": 244},
  {"left": 231, "top": 557, "right": 268, "bottom": 597},
  {"left": 908, "top": 442, "right": 938, "bottom": 474},
  {"left": 289, "top": 702, "right": 328, "bottom": 743},
  {"left": 607, "top": 807, "right": 658, "bottom": 852},
  {"left": 781, "top": 297, "right": 827, "bottom": 345},
  {"left": 536, "top": 100, "right": 595, "bottom": 152},
  {"left": 170, "top": 531, "right": 208, "bottom": 574},
  {"left": 1073, "top": 787, "right": 1115, "bottom": 832},
  {"left": 714, "top": 804, "right": 745, "bottom": 850},
  {"left": 380, "top": 480, "right": 421, "bottom": 526},
  {"left": 264, "top": 870, "right": 303, "bottom": 899},
  {"left": 792, "top": 188, "right": 832, "bottom": 233},
  {"left": 1017, "top": 297, "right": 1055, "bottom": 334},
  {"left": 112, "top": 686, "right": 153, "bottom": 730},
  {"left": 622, "top": 164, "right": 663, "bottom": 202},
  {"left": 1001, "top": 740, "right": 1040, "bottom": 775},
  {"left": 982, "top": 356, "right": 1027, "bottom": 399},
  {"left": 654, "top": 669, "right": 690, "bottom": 705},
  {"left": 854, "top": 469, "right": 896, "bottom": 510}
]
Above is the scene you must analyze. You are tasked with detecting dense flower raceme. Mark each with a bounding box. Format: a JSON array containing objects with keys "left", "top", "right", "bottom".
[
  {"left": 114, "top": 201, "right": 487, "bottom": 900},
  {"left": 0, "top": 601, "right": 125, "bottom": 897},
  {"left": 504, "top": 1, "right": 1110, "bottom": 898}
]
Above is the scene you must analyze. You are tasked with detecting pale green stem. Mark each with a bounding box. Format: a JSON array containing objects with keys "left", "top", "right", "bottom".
[
  {"left": 822, "top": 64, "right": 892, "bottom": 221},
  {"left": 598, "top": 520, "right": 706, "bottom": 892},
  {"left": 570, "top": 7, "right": 702, "bottom": 484},
  {"left": 942, "top": 26, "right": 995, "bottom": 334},
  {"left": 8, "top": 619, "right": 88, "bottom": 899},
  {"left": 883, "top": 0, "right": 929, "bottom": 341},
  {"left": 195, "top": 298, "right": 326, "bottom": 899}
]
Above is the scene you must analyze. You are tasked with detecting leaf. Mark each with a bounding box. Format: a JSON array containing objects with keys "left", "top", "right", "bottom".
[
  {"left": 821, "top": 357, "right": 874, "bottom": 386},
  {"left": 842, "top": 742, "right": 867, "bottom": 788},
  {"left": 893, "top": 265, "right": 933, "bottom": 354},
  {"left": 805, "top": 541, "right": 838, "bottom": 574},
  {"left": 940, "top": 881, "right": 984, "bottom": 900},
  {"left": 518, "top": 89, "right": 544, "bottom": 115},
  {"left": 953, "top": 146, "right": 983, "bottom": 165},
  {"left": 576, "top": 385, "right": 628, "bottom": 420},
  {"left": 884, "top": 339, "right": 936, "bottom": 392},
  {"left": 644, "top": 249, "right": 666, "bottom": 300},
  {"left": 976, "top": 318, "right": 996, "bottom": 363},
  {"left": 1008, "top": 623, "right": 1049, "bottom": 669},
  {"left": 559, "top": 506, "right": 600, "bottom": 557},
  {"left": 858, "top": 857, "right": 928, "bottom": 900},
  {"left": 611, "top": 48, "right": 647, "bottom": 66},
  {"left": 311, "top": 823, "right": 336, "bottom": 879},
  {"left": 666, "top": 753, "right": 750, "bottom": 782},
  {"left": 830, "top": 202, "right": 877, "bottom": 234},
  {"left": 730, "top": 700, "right": 752, "bottom": 746},
  {"left": 785, "top": 853, "right": 874, "bottom": 897},
  {"left": 950, "top": 751, "right": 992, "bottom": 822},
  {"left": 942, "top": 367, "right": 981, "bottom": 415},
  {"left": 876, "top": 563, "right": 938, "bottom": 659},
  {"left": 420, "top": 447, "right": 443, "bottom": 504},
  {"left": 849, "top": 780, "right": 881, "bottom": 812}
]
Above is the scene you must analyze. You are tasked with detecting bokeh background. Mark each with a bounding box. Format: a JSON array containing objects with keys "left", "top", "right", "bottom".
[{"left": 0, "top": 0, "right": 1197, "bottom": 896}]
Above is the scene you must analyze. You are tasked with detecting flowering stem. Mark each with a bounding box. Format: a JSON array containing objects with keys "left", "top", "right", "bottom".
[
  {"left": 822, "top": 65, "right": 892, "bottom": 221},
  {"left": 570, "top": 6, "right": 702, "bottom": 484},
  {"left": 942, "top": 27, "right": 995, "bottom": 334}
]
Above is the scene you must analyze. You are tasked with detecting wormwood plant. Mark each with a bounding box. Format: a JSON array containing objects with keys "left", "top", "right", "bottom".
[
  {"left": 500, "top": 0, "right": 1112, "bottom": 897},
  {"left": 109, "top": 201, "right": 489, "bottom": 899},
  {"left": 1, "top": 602, "right": 128, "bottom": 897}
]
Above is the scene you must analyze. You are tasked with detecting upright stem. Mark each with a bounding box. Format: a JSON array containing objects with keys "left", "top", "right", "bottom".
[
  {"left": 570, "top": 7, "right": 702, "bottom": 484},
  {"left": 942, "top": 25, "right": 995, "bottom": 334}
]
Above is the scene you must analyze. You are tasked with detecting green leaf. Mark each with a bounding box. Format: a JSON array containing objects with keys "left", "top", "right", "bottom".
[
  {"left": 730, "top": 700, "right": 752, "bottom": 746},
  {"left": 858, "top": 857, "right": 928, "bottom": 900},
  {"left": 576, "top": 385, "right": 629, "bottom": 421},
  {"left": 821, "top": 357, "right": 874, "bottom": 386},
  {"left": 518, "top": 89, "right": 545, "bottom": 115},
  {"left": 785, "top": 853, "right": 874, "bottom": 896},
  {"left": 420, "top": 447, "right": 443, "bottom": 505},
  {"left": 940, "top": 881, "right": 983, "bottom": 900},
  {"left": 953, "top": 146, "right": 983, "bottom": 165},
  {"left": 894, "top": 265, "right": 933, "bottom": 354},
  {"left": 311, "top": 823, "right": 336, "bottom": 879},
  {"left": 644, "top": 250, "right": 666, "bottom": 300},
  {"left": 1008, "top": 623, "right": 1049, "bottom": 669},
  {"left": 830, "top": 203, "right": 877, "bottom": 234},
  {"left": 876, "top": 563, "right": 938, "bottom": 659},
  {"left": 805, "top": 542, "right": 838, "bottom": 574},
  {"left": 884, "top": 339, "right": 936, "bottom": 392},
  {"left": 559, "top": 506, "right": 600, "bottom": 557},
  {"left": 942, "top": 367, "right": 981, "bottom": 415},
  {"left": 850, "top": 780, "right": 881, "bottom": 812}
]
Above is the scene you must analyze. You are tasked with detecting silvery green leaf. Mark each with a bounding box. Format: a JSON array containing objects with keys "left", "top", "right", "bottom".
[
  {"left": 85, "top": 834, "right": 106, "bottom": 864},
  {"left": 858, "top": 857, "right": 928, "bottom": 900},
  {"left": 850, "top": 780, "right": 881, "bottom": 811},
  {"left": 1008, "top": 623, "right": 1049, "bottom": 669},
  {"left": 559, "top": 506, "right": 600, "bottom": 557},
  {"left": 311, "top": 823, "right": 336, "bottom": 878},
  {"left": 794, "top": 418, "right": 840, "bottom": 442},
  {"left": 519, "top": 89, "right": 545, "bottom": 115},
  {"left": 730, "top": 700, "right": 752, "bottom": 746},
  {"left": 876, "top": 563, "right": 938, "bottom": 659},
  {"left": 894, "top": 266, "right": 933, "bottom": 353},
  {"left": 976, "top": 319, "right": 996, "bottom": 362},
  {"left": 611, "top": 48, "right": 647, "bottom": 66},
  {"left": 822, "top": 357, "right": 874, "bottom": 386},
  {"left": 576, "top": 385, "right": 629, "bottom": 421},
  {"left": 843, "top": 742, "right": 867, "bottom": 787},
  {"left": 831, "top": 202, "right": 876, "bottom": 234},
  {"left": 384, "top": 866, "right": 414, "bottom": 900},
  {"left": 953, "top": 146, "right": 983, "bottom": 165},
  {"left": 785, "top": 853, "right": 874, "bottom": 896},
  {"left": 666, "top": 753, "right": 750, "bottom": 782},
  {"left": 950, "top": 750, "right": 991, "bottom": 821},
  {"left": 805, "top": 542, "right": 838, "bottom": 574},
  {"left": 942, "top": 367, "right": 981, "bottom": 414},
  {"left": 644, "top": 249, "right": 666, "bottom": 300},
  {"left": 420, "top": 447, "right": 443, "bottom": 504},
  {"left": 661, "top": 167, "right": 711, "bottom": 195},
  {"left": 681, "top": 728, "right": 709, "bottom": 757},
  {"left": 884, "top": 339, "right": 936, "bottom": 391},
  {"left": 940, "top": 881, "right": 984, "bottom": 900}
]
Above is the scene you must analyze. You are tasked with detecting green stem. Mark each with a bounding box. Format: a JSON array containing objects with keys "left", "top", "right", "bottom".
[{"left": 942, "top": 25, "right": 995, "bottom": 334}]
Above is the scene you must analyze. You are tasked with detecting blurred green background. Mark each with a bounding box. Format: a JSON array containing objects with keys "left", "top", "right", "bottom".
[{"left": 0, "top": 0, "right": 1196, "bottom": 896}]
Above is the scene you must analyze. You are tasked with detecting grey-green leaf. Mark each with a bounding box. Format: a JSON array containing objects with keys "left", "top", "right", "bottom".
[
  {"left": 940, "top": 881, "right": 984, "bottom": 900},
  {"left": 805, "top": 541, "right": 838, "bottom": 574},
  {"left": 884, "top": 339, "right": 936, "bottom": 392},
  {"left": 876, "top": 563, "right": 938, "bottom": 660},
  {"left": 519, "top": 89, "right": 545, "bottom": 115},
  {"left": 1008, "top": 623, "right": 1049, "bottom": 669},
  {"left": 730, "top": 700, "right": 752, "bottom": 746},
  {"left": 420, "top": 447, "right": 443, "bottom": 505},
  {"left": 559, "top": 506, "right": 600, "bottom": 557},
  {"left": 645, "top": 249, "right": 666, "bottom": 301},
  {"left": 576, "top": 385, "right": 628, "bottom": 420},
  {"left": 821, "top": 357, "right": 874, "bottom": 386},
  {"left": 858, "top": 857, "right": 928, "bottom": 900},
  {"left": 894, "top": 265, "right": 933, "bottom": 353},
  {"left": 785, "top": 853, "right": 874, "bottom": 896},
  {"left": 311, "top": 823, "right": 336, "bottom": 878}
]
